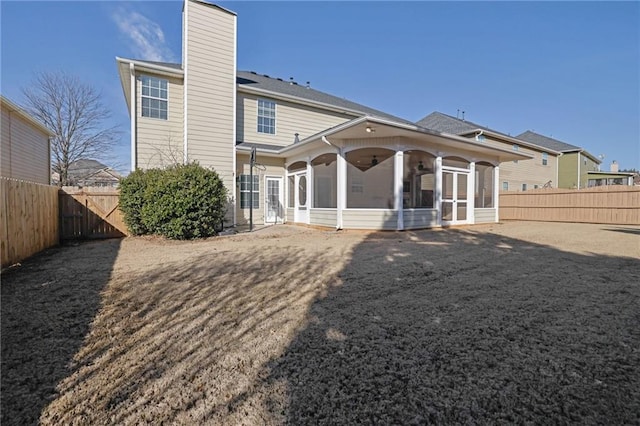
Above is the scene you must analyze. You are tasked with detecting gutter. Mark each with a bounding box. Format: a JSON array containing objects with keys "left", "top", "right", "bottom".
[{"left": 130, "top": 63, "right": 137, "bottom": 170}]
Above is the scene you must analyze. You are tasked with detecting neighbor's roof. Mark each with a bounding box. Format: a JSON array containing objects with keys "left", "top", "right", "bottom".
[
  {"left": 516, "top": 131, "right": 580, "bottom": 152},
  {"left": 417, "top": 111, "right": 561, "bottom": 154},
  {"left": 236, "top": 71, "right": 413, "bottom": 124}
]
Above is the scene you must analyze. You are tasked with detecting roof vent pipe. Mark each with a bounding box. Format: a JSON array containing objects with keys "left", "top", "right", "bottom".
[
  {"left": 289, "top": 77, "right": 294, "bottom": 85},
  {"left": 294, "top": 133, "right": 300, "bottom": 144},
  {"left": 306, "top": 81, "right": 310, "bottom": 89}
]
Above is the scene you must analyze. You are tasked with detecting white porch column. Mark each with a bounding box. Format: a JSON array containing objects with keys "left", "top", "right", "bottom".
[
  {"left": 306, "top": 158, "right": 312, "bottom": 224},
  {"left": 336, "top": 148, "right": 346, "bottom": 229},
  {"left": 468, "top": 161, "right": 476, "bottom": 224},
  {"left": 394, "top": 150, "right": 404, "bottom": 230},
  {"left": 494, "top": 165, "right": 500, "bottom": 222},
  {"left": 435, "top": 155, "right": 443, "bottom": 225}
]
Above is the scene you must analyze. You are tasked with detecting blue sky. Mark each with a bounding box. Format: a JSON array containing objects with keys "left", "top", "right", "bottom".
[{"left": 2, "top": 1, "right": 638, "bottom": 172}]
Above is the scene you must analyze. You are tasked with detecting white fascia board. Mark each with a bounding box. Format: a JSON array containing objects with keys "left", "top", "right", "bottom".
[
  {"left": 115, "top": 57, "right": 184, "bottom": 78},
  {"left": 460, "top": 128, "right": 562, "bottom": 155},
  {"left": 237, "top": 85, "right": 364, "bottom": 118}
]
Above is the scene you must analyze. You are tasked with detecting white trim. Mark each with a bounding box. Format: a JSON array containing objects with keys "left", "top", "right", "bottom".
[
  {"left": 336, "top": 147, "right": 346, "bottom": 229},
  {"left": 232, "top": 13, "right": 238, "bottom": 226},
  {"left": 494, "top": 165, "right": 500, "bottom": 222},
  {"left": 183, "top": 0, "right": 189, "bottom": 165},
  {"left": 256, "top": 98, "right": 277, "bottom": 135},
  {"left": 577, "top": 151, "right": 581, "bottom": 189},
  {"left": 116, "top": 57, "right": 183, "bottom": 77},
  {"left": 129, "top": 63, "right": 136, "bottom": 170},
  {"left": 468, "top": 161, "right": 475, "bottom": 224},
  {"left": 394, "top": 150, "right": 404, "bottom": 230},
  {"left": 435, "top": 156, "right": 442, "bottom": 225}
]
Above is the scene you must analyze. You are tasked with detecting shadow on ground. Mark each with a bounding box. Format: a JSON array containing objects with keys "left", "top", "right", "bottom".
[
  {"left": 1, "top": 239, "right": 122, "bottom": 426},
  {"left": 265, "top": 228, "right": 640, "bottom": 424}
]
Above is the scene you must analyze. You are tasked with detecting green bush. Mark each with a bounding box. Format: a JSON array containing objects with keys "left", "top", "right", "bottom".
[{"left": 119, "top": 163, "right": 228, "bottom": 239}]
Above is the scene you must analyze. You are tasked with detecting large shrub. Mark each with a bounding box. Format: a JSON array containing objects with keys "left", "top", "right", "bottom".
[{"left": 119, "top": 163, "right": 228, "bottom": 239}]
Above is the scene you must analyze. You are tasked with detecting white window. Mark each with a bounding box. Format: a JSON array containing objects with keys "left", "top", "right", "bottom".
[
  {"left": 513, "top": 144, "right": 519, "bottom": 164},
  {"left": 542, "top": 152, "right": 548, "bottom": 166},
  {"left": 239, "top": 175, "right": 259, "bottom": 209},
  {"left": 141, "top": 76, "right": 168, "bottom": 119},
  {"left": 257, "top": 99, "right": 276, "bottom": 134},
  {"left": 522, "top": 183, "right": 527, "bottom": 191},
  {"left": 502, "top": 181, "right": 509, "bottom": 191}
]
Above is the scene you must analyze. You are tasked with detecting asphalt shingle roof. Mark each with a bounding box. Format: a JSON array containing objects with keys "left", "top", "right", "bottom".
[
  {"left": 516, "top": 131, "right": 580, "bottom": 152},
  {"left": 236, "top": 71, "right": 413, "bottom": 124},
  {"left": 415, "top": 112, "right": 479, "bottom": 134}
]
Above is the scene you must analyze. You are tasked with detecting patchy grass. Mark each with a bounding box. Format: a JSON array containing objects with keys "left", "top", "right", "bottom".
[{"left": 2, "top": 223, "right": 639, "bottom": 424}]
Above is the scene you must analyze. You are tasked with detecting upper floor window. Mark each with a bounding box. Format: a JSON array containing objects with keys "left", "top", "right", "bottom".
[
  {"left": 512, "top": 144, "right": 519, "bottom": 164},
  {"left": 257, "top": 99, "right": 276, "bottom": 134},
  {"left": 141, "top": 76, "right": 168, "bottom": 120},
  {"left": 542, "top": 152, "right": 548, "bottom": 166}
]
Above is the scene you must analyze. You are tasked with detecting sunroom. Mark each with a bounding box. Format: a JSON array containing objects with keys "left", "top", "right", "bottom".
[{"left": 236, "top": 116, "right": 531, "bottom": 230}]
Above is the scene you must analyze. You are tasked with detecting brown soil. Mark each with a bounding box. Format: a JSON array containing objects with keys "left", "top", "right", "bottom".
[{"left": 2, "top": 222, "right": 639, "bottom": 425}]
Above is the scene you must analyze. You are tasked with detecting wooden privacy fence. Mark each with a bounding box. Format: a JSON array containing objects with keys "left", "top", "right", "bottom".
[
  {"left": 59, "top": 187, "right": 128, "bottom": 240},
  {"left": 499, "top": 186, "right": 640, "bottom": 225},
  {"left": 1, "top": 178, "right": 59, "bottom": 268}
]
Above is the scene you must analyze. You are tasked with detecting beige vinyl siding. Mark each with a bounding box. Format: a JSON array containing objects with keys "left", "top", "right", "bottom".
[
  {"left": 403, "top": 209, "right": 437, "bottom": 229},
  {"left": 309, "top": 209, "right": 337, "bottom": 228},
  {"left": 342, "top": 210, "right": 398, "bottom": 230},
  {"left": 474, "top": 208, "right": 496, "bottom": 223},
  {"left": 136, "top": 74, "right": 184, "bottom": 169},
  {"left": 1, "top": 105, "right": 50, "bottom": 184},
  {"left": 480, "top": 136, "right": 557, "bottom": 190},
  {"left": 184, "top": 0, "right": 236, "bottom": 218},
  {"left": 558, "top": 153, "right": 579, "bottom": 188},
  {"left": 286, "top": 208, "right": 294, "bottom": 223},
  {"left": 237, "top": 93, "right": 354, "bottom": 146},
  {"left": 235, "top": 154, "right": 285, "bottom": 225}
]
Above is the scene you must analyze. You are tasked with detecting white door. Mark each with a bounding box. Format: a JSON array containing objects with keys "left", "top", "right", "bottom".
[
  {"left": 294, "top": 173, "right": 309, "bottom": 223},
  {"left": 441, "top": 170, "right": 469, "bottom": 225},
  {"left": 265, "top": 177, "right": 283, "bottom": 224}
]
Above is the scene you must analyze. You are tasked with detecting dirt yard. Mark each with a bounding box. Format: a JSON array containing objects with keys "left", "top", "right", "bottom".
[{"left": 2, "top": 222, "right": 639, "bottom": 425}]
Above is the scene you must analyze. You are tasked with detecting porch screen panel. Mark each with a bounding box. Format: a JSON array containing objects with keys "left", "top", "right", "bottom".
[
  {"left": 403, "top": 151, "right": 435, "bottom": 208},
  {"left": 346, "top": 148, "right": 394, "bottom": 209},
  {"left": 311, "top": 154, "right": 337, "bottom": 208},
  {"left": 475, "top": 162, "right": 494, "bottom": 208}
]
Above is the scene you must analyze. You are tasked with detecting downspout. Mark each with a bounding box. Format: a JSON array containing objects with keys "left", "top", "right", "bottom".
[{"left": 130, "top": 63, "right": 136, "bottom": 171}]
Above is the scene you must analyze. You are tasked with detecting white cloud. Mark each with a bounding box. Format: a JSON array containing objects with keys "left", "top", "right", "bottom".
[{"left": 112, "top": 8, "right": 175, "bottom": 62}]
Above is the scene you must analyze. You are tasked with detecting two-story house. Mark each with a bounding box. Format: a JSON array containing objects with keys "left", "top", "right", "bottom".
[
  {"left": 116, "top": 0, "right": 530, "bottom": 230},
  {"left": 417, "top": 112, "right": 559, "bottom": 192}
]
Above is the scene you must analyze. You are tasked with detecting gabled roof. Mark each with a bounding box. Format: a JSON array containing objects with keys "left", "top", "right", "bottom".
[
  {"left": 516, "top": 130, "right": 580, "bottom": 152},
  {"left": 115, "top": 57, "right": 413, "bottom": 124},
  {"left": 236, "top": 71, "right": 413, "bottom": 124},
  {"left": 68, "top": 159, "right": 122, "bottom": 179},
  {"left": 416, "top": 111, "right": 479, "bottom": 135},
  {"left": 416, "top": 111, "right": 561, "bottom": 154},
  {"left": 516, "top": 131, "right": 601, "bottom": 164}
]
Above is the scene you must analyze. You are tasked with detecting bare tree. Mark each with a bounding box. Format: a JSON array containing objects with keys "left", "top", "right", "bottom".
[{"left": 22, "top": 71, "right": 120, "bottom": 186}]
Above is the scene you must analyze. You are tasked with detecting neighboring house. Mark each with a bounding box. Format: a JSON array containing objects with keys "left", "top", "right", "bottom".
[
  {"left": 1, "top": 95, "right": 53, "bottom": 184},
  {"left": 516, "top": 131, "right": 604, "bottom": 189},
  {"left": 53, "top": 159, "right": 122, "bottom": 187},
  {"left": 116, "top": 0, "right": 530, "bottom": 230},
  {"left": 584, "top": 161, "right": 635, "bottom": 187},
  {"left": 416, "top": 112, "right": 559, "bottom": 192}
]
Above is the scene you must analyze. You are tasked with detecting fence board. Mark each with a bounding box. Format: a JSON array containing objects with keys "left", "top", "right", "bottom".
[
  {"left": 59, "top": 187, "right": 128, "bottom": 240},
  {"left": 1, "top": 177, "right": 59, "bottom": 268},
  {"left": 499, "top": 186, "right": 640, "bottom": 225}
]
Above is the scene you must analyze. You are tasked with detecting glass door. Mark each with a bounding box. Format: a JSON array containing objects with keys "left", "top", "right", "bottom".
[
  {"left": 265, "top": 177, "right": 283, "bottom": 223},
  {"left": 441, "top": 170, "right": 468, "bottom": 225}
]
